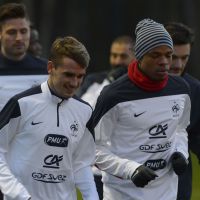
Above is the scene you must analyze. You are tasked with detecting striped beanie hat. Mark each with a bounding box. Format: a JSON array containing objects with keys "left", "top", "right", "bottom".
[{"left": 135, "top": 18, "right": 173, "bottom": 60}]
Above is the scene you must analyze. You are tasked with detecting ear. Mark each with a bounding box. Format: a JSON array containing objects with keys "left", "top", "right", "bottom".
[{"left": 47, "top": 61, "right": 54, "bottom": 74}]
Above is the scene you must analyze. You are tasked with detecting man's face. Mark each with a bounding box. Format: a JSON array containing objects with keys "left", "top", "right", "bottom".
[
  {"left": 140, "top": 45, "right": 173, "bottom": 81},
  {"left": 169, "top": 44, "right": 191, "bottom": 76},
  {"left": 110, "top": 42, "right": 135, "bottom": 68},
  {"left": 28, "top": 29, "right": 42, "bottom": 57},
  {"left": 48, "top": 57, "right": 86, "bottom": 99},
  {"left": 0, "top": 18, "right": 30, "bottom": 60}
]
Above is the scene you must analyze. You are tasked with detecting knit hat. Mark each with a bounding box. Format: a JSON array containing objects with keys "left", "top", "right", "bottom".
[{"left": 134, "top": 18, "right": 173, "bottom": 60}]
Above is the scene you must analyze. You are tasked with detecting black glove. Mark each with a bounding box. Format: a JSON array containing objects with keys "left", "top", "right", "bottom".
[
  {"left": 131, "top": 165, "right": 158, "bottom": 187},
  {"left": 107, "top": 64, "right": 128, "bottom": 83},
  {"left": 171, "top": 152, "right": 188, "bottom": 175}
]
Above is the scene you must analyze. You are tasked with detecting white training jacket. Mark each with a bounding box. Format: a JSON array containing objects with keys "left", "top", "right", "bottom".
[
  {"left": 0, "top": 81, "right": 99, "bottom": 200},
  {"left": 88, "top": 74, "right": 191, "bottom": 200}
]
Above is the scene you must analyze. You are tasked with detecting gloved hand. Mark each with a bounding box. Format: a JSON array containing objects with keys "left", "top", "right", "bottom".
[
  {"left": 171, "top": 152, "right": 188, "bottom": 175},
  {"left": 131, "top": 165, "right": 158, "bottom": 187}
]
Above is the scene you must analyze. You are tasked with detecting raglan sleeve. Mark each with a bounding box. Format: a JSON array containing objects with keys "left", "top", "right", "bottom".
[
  {"left": 188, "top": 84, "right": 200, "bottom": 162},
  {"left": 91, "top": 93, "right": 141, "bottom": 180},
  {"left": 188, "top": 128, "right": 200, "bottom": 162},
  {"left": 174, "top": 94, "right": 191, "bottom": 159},
  {"left": 73, "top": 109, "right": 99, "bottom": 200},
  {"left": 0, "top": 97, "right": 31, "bottom": 200}
]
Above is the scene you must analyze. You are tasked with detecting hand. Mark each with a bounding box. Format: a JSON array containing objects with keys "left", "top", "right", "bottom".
[
  {"left": 171, "top": 152, "right": 188, "bottom": 175},
  {"left": 131, "top": 165, "right": 158, "bottom": 187}
]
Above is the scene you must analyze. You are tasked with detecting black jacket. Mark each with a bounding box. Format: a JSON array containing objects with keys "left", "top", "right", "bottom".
[
  {"left": 183, "top": 73, "right": 200, "bottom": 161},
  {"left": 0, "top": 53, "right": 47, "bottom": 75}
]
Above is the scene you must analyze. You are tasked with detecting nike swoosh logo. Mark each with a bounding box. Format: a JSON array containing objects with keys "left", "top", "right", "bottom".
[
  {"left": 134, "top": 111, "right": 146, "bottom": 117},
  {"left": 31, "top": 121, "right": 43, "bottom": 125}
]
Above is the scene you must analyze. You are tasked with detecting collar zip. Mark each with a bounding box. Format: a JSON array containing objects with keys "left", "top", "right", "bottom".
[{"left": 57, "top": 99, "right": 64, "bottom": 127}]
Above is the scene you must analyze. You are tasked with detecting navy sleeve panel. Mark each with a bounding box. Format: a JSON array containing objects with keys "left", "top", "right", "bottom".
[
  {"left": 87, "top": 74, "right": 191, "bottom": 135},
  {"left": 0, "top": 85, "right": 42, "bottom": 129},
  {"left": 73, "top": 95, "right": 95, "bottom": 139},
  {"left": 183, "top": 73, "right": 200, "bottom": 160},
  {"left": 0, "top": 97, "right": 21, "bottom": 129},
  {"left": 73, "top": 95, "right": 93, "bottom": 110},
  {"left": 189, "top": 133, "right": 200, "bottom": 161},
  {"left": 184, "top": 73, "right": 200, "bottom": 130}
]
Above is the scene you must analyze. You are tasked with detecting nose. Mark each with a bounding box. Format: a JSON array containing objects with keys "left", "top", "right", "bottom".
[
  {"left": 157, "top": 56, "right": 171, "bottom": 70},
  {"left": 159, "top": 55, "right": 170, "bottom": 64},
  {"left": 16, "top": 31, "right": 23, "bottom": 41},
  {"left": 114, "top": 56, "right": 124, "bottom": 66},
  {"left": 70, "top": 77, "right": 79, "bottom": 88},
  {"left": 159, "top": 55, "right": 172, "bottom": 66},
  {"left": 173, "top": 58, "right": 182, "bottom": 69}
]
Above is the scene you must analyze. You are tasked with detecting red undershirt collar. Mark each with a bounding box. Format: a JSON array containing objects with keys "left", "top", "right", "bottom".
[{"left": 128, "top": 61, "right": 168, "bottom": 92}]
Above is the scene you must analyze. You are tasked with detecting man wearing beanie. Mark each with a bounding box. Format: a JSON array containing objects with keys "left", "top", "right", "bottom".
[{"left": 88, "top": 18, "right": 191, "bottom": 200}]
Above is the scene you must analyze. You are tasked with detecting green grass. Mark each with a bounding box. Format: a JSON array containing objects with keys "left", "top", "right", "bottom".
[
  {"left": 191, "top": 152, "right": 200, "bottom": 200},
  {"left": 77, "top": 189, "right": 82, "bottom": 200},
  {"left": 77, "top": 153, "right": 199, "bottom": 200}
]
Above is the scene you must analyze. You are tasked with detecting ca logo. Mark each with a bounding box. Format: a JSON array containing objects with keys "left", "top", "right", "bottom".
[
  {"left": 43, "top": 154, "right": 63, "bottom": 169},
  {"left": 149, "top": 124, "right": 168, "bottom": 139}
]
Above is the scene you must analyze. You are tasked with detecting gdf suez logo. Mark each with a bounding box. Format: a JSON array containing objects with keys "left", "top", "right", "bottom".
[
  {"left": 149, "top": 123, "right": 168, "bottom": 139},
  {"left": 43, "top": 154, "right": 63, "bottom": 169}
]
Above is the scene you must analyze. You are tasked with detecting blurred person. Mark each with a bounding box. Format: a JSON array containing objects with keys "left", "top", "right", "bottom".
[
  {"left": 0, "top": 3, "right": 46, "bottom": 74},
  {"left": 0, "top": 3, "right": 47, "bottom": 111},
  {"left": 28, "top": 24, "right": 43, "bottom": 58},
  {"left": 79, "top": 36, "right": 135, "bottom": 200},
  {"left": 0, "top": 36, "right": 99, "bottom": 200},
  {"left": 77, "top": 35, "right": 135, "bottom": 99},
  {"left": 109, "top": 35, "right": 135, "bottom": 67},
  {"left": 89, "top": 18, "right": 191, "bottom": 200},
  {"left": 165, "top": 22, "right": 200, "bottom": 200}
]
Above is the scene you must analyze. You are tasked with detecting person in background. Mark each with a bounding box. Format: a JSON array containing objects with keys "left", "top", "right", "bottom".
[
  {"left": 0, "top": 3, "right": 46, "bottom": 75},
  {"left": 0, "top": 3, "right": 47, "bottom": 111},
  {"left": 165, "top": 22, "right": 200, "bottom": 200},
  {"left": 28, "top": 24, "right": 43, "bottom": 58},
  {"left": 0, "top": 36, "right": 99, "bottom": 200},
  {"left": 76, "top": 35, "right": 135, "bottom": 100},
  {"left": 79, "top": 36, "right": 135, "bottom": 200},
  {"left": 89, "top": 18, "right": 191, "bottom": 200}
]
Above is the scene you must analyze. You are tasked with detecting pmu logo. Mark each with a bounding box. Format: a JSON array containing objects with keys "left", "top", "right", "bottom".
[
  {"left": 144, "top": 159, "right": 166, "bottom": 171},
  {"left": 70, "top": 121, "right": 78, "bottom": 137},
  {"left": 44, "top": 134, "right": 68, "bottom": 147},
  {"left": 149, "top": 123, "right": 168, "bottom": 139},
  {"left": 43, "top": 154, "right": 63, "bottom": 169}
]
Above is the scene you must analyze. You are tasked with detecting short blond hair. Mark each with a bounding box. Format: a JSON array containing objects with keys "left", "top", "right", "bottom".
[{"left": 49, "top": 36, "right": 90, "bottom": 68}]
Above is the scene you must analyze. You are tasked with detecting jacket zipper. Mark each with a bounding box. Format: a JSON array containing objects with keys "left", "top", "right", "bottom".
[{"left": 57, "top": 100, "right": 64, "bottom": 127}]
